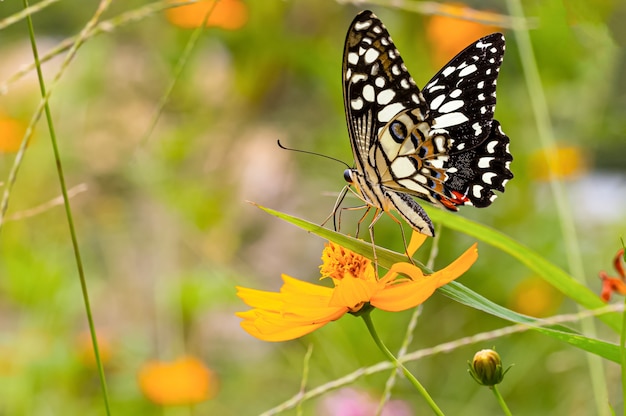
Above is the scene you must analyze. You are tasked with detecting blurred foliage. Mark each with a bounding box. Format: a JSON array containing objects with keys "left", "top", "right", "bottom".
[{"left": 0, "top": 0, "right": 625, "bottom": 414}]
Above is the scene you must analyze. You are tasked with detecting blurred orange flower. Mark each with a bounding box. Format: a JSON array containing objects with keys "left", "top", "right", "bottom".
[
  {"left": 166, "top": 0, "right": 248, "bottom": 30},
  {"left": 426, "top": 3, "right": 503, "bottom": 66},
  {"left": 138, "top": 355, "right": 217, "bottom": 405},
  {"left": 599, "top": 248, "right": 626, "bottom": 302},
  {"left": 529, "top": 145, "right": 588, "bottom": 181},
  {"left": 236, "top": 232, "right": 478, "bottom": 342},
  {"left": 0, "top": 113, "right": 27, "bottom": 153},
  {"left": 76, "top": 331, "right": 113, "bottom": 368},
  {"left": 508, "top": 276, "right": 563, "bottom": 317}
]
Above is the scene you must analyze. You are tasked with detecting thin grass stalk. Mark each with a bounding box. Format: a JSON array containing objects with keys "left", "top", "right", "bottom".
[
  {"left": 0, "top": 0, "right": 199, "bottom": 96},
  {"left": 259, "top": 304, "right": 622, "bottom": 415},
  {"left": 0, "top": 0, "right": 59, "bottom": 31},
  {"left": 296, "top": 344, "right": 314, "bottom": 416},
  {"left": 21, "top": 1, "right": 114, "bottom": 414},
  {"left": 138, "top": 0, "right": 217, "bottom": 147},
  {"left": 505, "top": 0, "right": 609, "bottom": 414}
]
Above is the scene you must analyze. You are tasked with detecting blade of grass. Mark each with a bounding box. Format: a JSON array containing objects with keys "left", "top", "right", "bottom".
[
  {"left": 21, "top": 1, "right": 113, "bottom": 414},
  {"left": 423, "top": 206, "right": 620, "bottom": 331}
]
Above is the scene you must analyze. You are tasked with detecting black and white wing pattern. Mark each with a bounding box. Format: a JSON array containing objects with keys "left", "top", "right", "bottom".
[{"left": 341, "top": 10, "right": 513, "bottom": 237}]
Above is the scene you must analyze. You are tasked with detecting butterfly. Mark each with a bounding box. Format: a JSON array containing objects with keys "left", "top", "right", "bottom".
[{"left": 341, "top": 10, "right": 513, "bottom": 237}]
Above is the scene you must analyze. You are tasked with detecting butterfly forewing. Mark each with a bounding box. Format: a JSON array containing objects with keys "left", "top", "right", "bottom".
[
  {"left": 342, "top": 12, "right": 425, "bottom": 174},
  {"left": 341, "top": 10, "right": 513, "bottom": 237}
]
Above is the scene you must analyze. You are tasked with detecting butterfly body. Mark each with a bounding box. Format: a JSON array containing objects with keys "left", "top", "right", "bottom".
[{"left": 342, "top": 10, "right": 513, "bottom": 237}]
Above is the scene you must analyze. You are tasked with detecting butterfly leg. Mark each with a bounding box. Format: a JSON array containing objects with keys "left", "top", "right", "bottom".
[
  {"left": 366, "top": 209, "right": 386, "bottom": 276},
  {"left": 381, "top": 211, "right": 416, "bottom": 266},
  {"left": 322, "top": 185, "right": 351, "bottom": 231}
]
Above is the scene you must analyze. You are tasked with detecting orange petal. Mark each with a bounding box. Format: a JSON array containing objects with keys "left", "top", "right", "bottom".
[
  {"left": 599, "top": 273, "right": 626, "bottom": 302},
  {"left": 240, "top": 318, "right": 329, "bottom": 342},
  {"left": 236, "top": 275, "right": 334, "bottom": 310},
  {"left": 237, "top": 308, "right": 345, "bottom": 342},
  {"left": 407, "top": 231, "right": 428, "bottom": 257},
  {"left": 280, "top": 274, "right": 335, "bottom": 297},
  {"left": 372, "top": 244, "right": 478, "bottom": 311},
  {"left": 329, "top": 275, "right": 377, "bottom": 308},
  {"left": 434, "top": 243, "right": 478, "bottom": 283},
  {"left": 371, "top": 279, "right": 442, "bottom": 312}
]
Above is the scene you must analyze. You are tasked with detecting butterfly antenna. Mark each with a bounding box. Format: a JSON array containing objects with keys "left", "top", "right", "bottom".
[{"left": 277, "top": 140, "right": 351, "bottom": 169}]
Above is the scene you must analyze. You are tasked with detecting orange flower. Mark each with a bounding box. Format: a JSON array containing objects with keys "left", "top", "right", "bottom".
[
  {"left": 138, "top": 355, "right": 217, "bottom": 405},
  {"left": 166, "top": 0, "right": 248, "bottom": 30},
  {"left": 529, "top": 145, "right": 588, "bottom": 181},
  {"left": 508, "top": 276, "right": 563, "bottom": 317},
  {"left": 599, "top": 248, "right": 626, "bottom": 302},
  {"left": 426, "top": 3, "right": 503, "bottom": 66},
  {"left": 0, "top": 113, "right": 27, "bottom": 153},
  {"left": 76, "top": 331, "right": 113, "bottom": 368},
  {"left": 236, "top": 232, "right": 478, "bottom": 342}
]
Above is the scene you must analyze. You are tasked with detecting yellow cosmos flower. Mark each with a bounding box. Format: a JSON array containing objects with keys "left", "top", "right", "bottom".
[{"left": 236, "top": 232, "right": 478, "bottom": 342}]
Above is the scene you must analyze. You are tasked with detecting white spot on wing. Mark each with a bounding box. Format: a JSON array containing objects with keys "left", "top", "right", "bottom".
[
  {"left": 442, "top": 66, "right": 456, "bottom": 77},
  {"left": 351, "top": 98, "right": 364, "bottom": 110},
  {"left": 354, "top": 20, "right": 372, "bottom": 31},
  {"left": 430, "top": 94, "right": 445, "bottom": 110},
  {"left": 472, "top": 122, "right": 482, "bottom": 136},
  {"left": 450, "top": 89, "right": 462, "bottom": 98},
  {"left": 438, "top": 99, "right": 465, "bottom": 113},
  {"left": 458, "top": 64, "right": 478, "bottom": 77},
  {"left": 377, "top": 89, "right": 395, "bottom": 105},
  {"left": 487, "top": 140, "right": 498, "bottom": 153},
  {"left": 364, "top": 48, "right": 380, "bottom": 64},
  {"left": 378, "top": 102, "right": 405, "bottom": 123},
  {"left": 472, "top": 185, "right": 483, "bottom": 198},
  {"left": 433, "top": 112, "right": 469, "bottom": 128},
  {"left": 362, "top": 85, "right": 375, "bottom": 102},
  {"left": 348, "top": 53, "right": 359, "bottom": 65},
  {"left": 482, "top": 172, "right": 497, "bottom": 184},
  {"left": 478, "top": 157, "right": 494, "bottom": 168}
]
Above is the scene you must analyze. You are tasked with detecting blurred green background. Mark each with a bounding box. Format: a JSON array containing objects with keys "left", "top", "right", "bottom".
[{"left": 0, "top": 0, "right": 625, "bottom": 414}]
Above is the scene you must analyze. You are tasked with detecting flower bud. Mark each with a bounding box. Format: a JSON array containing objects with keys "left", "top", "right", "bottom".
[{"left": 468, "top": 349, "right": 511, "bottom": 387}]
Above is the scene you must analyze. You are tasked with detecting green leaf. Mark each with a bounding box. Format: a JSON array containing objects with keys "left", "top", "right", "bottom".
[
  {"left": 423, "top": 206, "right": 621, "bottom": 332},
  {"left": 253, "top": 203, "right": 622, "bottom": 362}
]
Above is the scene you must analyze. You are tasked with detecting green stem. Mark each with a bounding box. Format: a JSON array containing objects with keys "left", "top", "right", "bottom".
[
  {"left": 621, "top": 296, "right": 626, "bottom": 416},
  {"left": 491, "top": 385, "right": 513, "bottom": 416},
  {"left": 361, "top": 311, "right": 444, "bottom": 416},
  {"left": 23, "top": 1, "right": 111, "bottom": 414}
]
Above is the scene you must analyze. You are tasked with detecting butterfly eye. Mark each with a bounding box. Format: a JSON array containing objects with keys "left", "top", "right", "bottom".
[{"left": 343, "top": 169, "right": 354, "bottom": 184}]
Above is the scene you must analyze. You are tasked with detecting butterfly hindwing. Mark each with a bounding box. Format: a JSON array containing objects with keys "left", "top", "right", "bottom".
[{"left": 341, "top": 10, "right": 513, "bottom": 236}]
